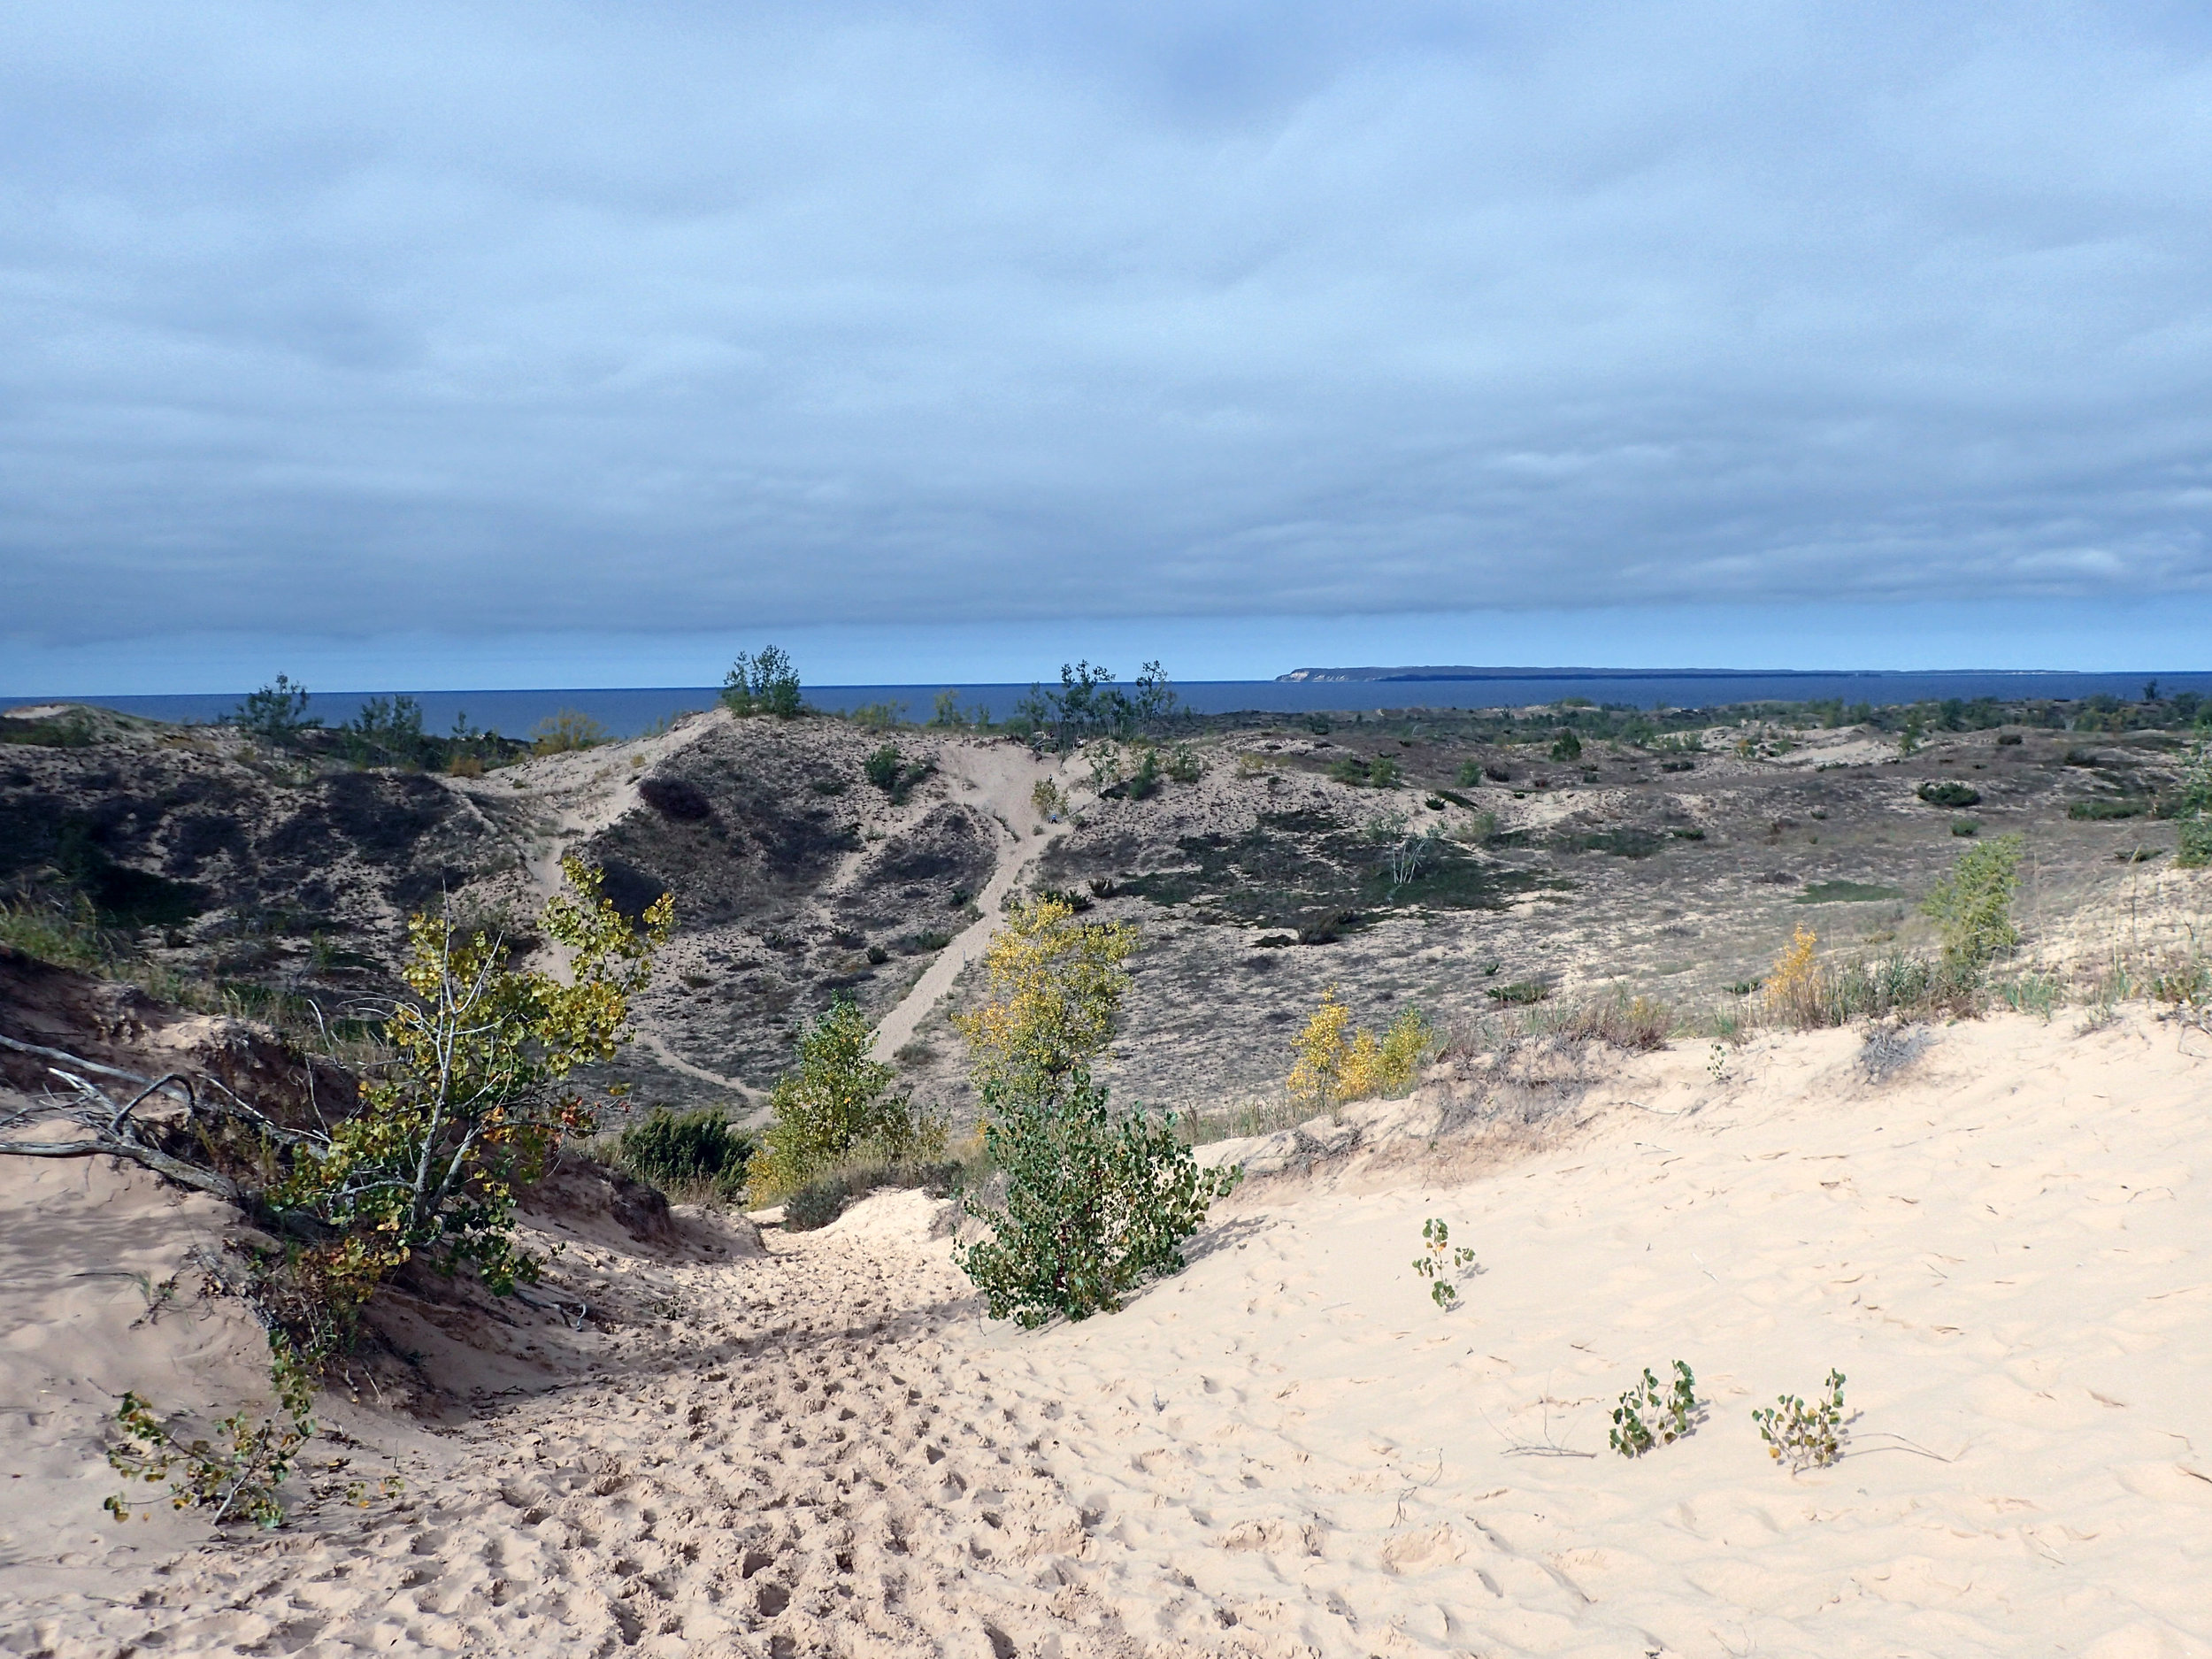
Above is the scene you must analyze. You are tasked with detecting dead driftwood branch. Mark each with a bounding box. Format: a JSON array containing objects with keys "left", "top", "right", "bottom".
[{"left": 0, "top": 1031, "right": 314, "bottom": 1211}]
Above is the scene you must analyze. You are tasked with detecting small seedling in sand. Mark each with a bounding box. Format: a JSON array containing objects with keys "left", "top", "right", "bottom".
[
  {"left": 1753, "top": 1369, "right": 1847, "bottom": 1471},
  {"left": 1609, "top": 1361, "right": 1699, "bottom": 1457},
  {"left": 1412, "top": 1217, "right": 1478, "bottom": 1310},
  {"left": 1707, "top": 1041, "right": 1731, "bottom": 1082}
]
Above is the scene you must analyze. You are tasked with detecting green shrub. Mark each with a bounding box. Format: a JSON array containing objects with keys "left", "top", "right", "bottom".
[
  {"left": 1329, "top": 756, "right": 1370, "bottom": 786},
  {"left": 748, "top": 997, "right": 941, "bottom": 1200},
  {"left": 1610, "top": 1361, "right": 1699, "bottom": 1458},
  {"left": 1549, "top": 729, "right": 1582, "bottom": 762},
  {"left": 864, "top": 744, "right": 902, "bottom": 790},
  {"left": 1486, "top": 980, "right": 1549, "bottom": 1005},
  {"left": 1916, "top": 780, "right": 1980, "bottom": 808},
  {"left": 1125, "top": 748, "right": 1164, "bottom": 800},
  {"left": 1922, "top": 833, "right": 2022, "bottom": 966},
  {"left": 1752, "top": 1369, "right": 1847, "bottom": 1471},
  {"left": 230, "top": 676, "right": 320, "bottom": 745},
  {"left": 2180, "top": 820, "right": 2212, "bottom": 869},
  {"left": 1368, "top": 756, "right": 1402, "bottom": 787},
  {"left": 721, "top": 646, "right": 803, "bottom": 718},
  {"left": 954, "top": 1071, "right": 1240, "bottom": 1326},
  {"left": 1455, "top": 761, "right": 1484, "bottom": 787},
  {"left": 1951, "top": 818, "right": 1981, "bottom": 837},
  {"left": 531, "top": 710, "right": 608, "bottom": 754},
  {"left": 1164, "top": 743, "right": 1202, "bottom": 783},
  {"left": 614, "top": 1108, "right": 756, "bottom": 1198}
]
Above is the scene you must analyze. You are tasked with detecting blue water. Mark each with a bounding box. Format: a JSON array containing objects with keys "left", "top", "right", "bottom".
[{"left": 12, "top": 670, "right": 2207, "bottom": 741}]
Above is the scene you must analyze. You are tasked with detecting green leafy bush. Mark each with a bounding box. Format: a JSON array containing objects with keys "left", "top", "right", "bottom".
[
  {"left": 721, "top": 646, "right": 803, "bottom": 718},
  {"left": 2180, "top": 820, "right": 2212, "bottom": 869},
  {"left": 1550, "top": 729, "right": 1583, "bottom": 762},
  {"left": 615, "top": 1107, "right": 757, "bottom": 1199},
  {"left": 1921, "top": 834, "right": 2022, "bottom": 966},
  {"left": 1916, "top": 780, "right": 1980, "bottom": 808},
  {"left": 1165, "top": 742, "right": 1202, "bottom": 783},
  {"left": 232, "top": 675, "right": 319, "bottom": 745},
  {"left": 748, "top": 997, "right": 941, "bottom": 1200},
  {"left": 531, "top": 709, "right": 608, "bottom": 754},
  {"left": 1752, "top": 1369, "right": 1847, "bottom": 1471},
  {"left": 955, "top": 1071, "right": 1240, "bottom": 1326},
  {"left": 1610, "top": 1361, "right": 1699, "bottom": 1457},
  {"left": 1368, "top": 756, "right": 1402, "bottom": 787},
  {"left": 2070, "top": 795, "right": 2149, "bottom": 820}
]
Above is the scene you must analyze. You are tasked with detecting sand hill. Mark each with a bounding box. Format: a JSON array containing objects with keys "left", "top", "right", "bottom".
[{"left": 4, "top": 1006, "right": 2207, "bottom": 1657}]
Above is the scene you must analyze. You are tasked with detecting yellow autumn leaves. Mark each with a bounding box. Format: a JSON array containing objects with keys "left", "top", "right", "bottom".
[{"left": 1286, "top": 989, "right": 1432, "bottom": 1115}]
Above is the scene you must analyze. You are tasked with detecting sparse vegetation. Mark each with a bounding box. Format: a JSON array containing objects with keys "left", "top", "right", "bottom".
[
  {"left": 1411, "top": 1217, "right": 1477, "bottom": 1310},
  {"left": 1610, "top": 1361, "right": 1699, "bottom": 1457},
  {"left": 1752, "top": 1369, "right": 1848, "bottom": 1471},
  {"left": 105, "top": 1336, "right": 316, "bottom": 1528},
  {"left": 1916, "top": 780, "right": 1980, "bottom": 808}
]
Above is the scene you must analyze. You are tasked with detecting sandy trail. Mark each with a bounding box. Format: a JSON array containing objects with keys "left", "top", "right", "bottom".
[
  {"left": 866, "top": 741, "right": 1067, "bottom": 1064},
  {"left": 11, "top": 1009, "right": 2208, "bottom": 1657}
]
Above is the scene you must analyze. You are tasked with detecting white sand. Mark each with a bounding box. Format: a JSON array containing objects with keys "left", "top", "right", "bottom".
[{"left": 4, "top": 1010, "right": 2208, "bottom": 1656}]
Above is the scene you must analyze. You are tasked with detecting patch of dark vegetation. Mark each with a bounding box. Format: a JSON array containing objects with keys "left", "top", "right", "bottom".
[
  {"left": 638, "top": 775, "right": 715, "bottom": 821},
  {"left": 1553, "top": 827, "right": 1667, "bottom": 859},
  {"left": 1798, "top": 880, "right": 1906, "bottom": 904},
  {"left": 2069, "top": 795, "right": 2150, "bottom": 820},
  {"left": 1114, "top": 810, "right": 1563, "bottom": 935},
  {"left": 1486, "top": 979, "right": 1551, "bottom": 1005},
  {"left": 1916, "top": 780, "right": 1982, "bottom": 808}
]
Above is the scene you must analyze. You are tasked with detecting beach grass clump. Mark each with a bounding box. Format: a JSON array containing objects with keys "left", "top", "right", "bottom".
[
  {"left": 610, "top": 1106, "right": 757, "bottom": 1202},
  {"left": 1752, "top": 1369, "right": 1848, "bottom": 1472},
  {"left": 1610, "top": 1361, "right": 1699, "bottom": 1457}
]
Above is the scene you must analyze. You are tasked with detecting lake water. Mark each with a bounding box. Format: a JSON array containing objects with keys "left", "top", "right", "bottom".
[{"left": 12, "top": 669, "right": 2208, "bottom": 741}]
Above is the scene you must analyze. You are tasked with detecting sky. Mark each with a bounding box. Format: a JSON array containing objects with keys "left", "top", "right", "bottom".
[{"left": 5, "top": 2, "right": 2211, "bottom": 693}]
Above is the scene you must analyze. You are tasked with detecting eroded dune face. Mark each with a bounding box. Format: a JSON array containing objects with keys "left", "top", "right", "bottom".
[
  {"left": 4, "top": 703, "right": 2202, "bottom": 1122},
  {"left": 7, "top": 1009, "right": 2206, "bottom": 1657}
]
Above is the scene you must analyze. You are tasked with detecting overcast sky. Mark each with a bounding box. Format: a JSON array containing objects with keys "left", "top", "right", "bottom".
[{"left": 5, "top": 2, "right": 2211, "bottom": 690}]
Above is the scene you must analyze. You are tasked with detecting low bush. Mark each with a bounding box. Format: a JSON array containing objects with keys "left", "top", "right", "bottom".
[
  {"left": 1286, "top": 991, "right": 1432, "bottom": 1114},
  {"left": 2070, "top": 796, "right": 2148, "bottom": 820},
  {"left": 1164, "top": 742, "right": 1202, "bottom": 783},
  {"left": 1610, "top": 1361, "right": 1699, "bottom": 1458},
  {"left": 2181, "top": 820, "right": 2212, "bottom": 869},
  {"left": 1549, "top": 730, "right": 1582, "bottom": 762},
  {"left": 1752, "top": 1369, "right": 1847, "bottom": 1471},
  {"left": 1951, "top": 818, "right": 1981, "bottom": 836},
  {"left": 1922, "top": 833, "right": 2022, "bottom": 966},
  {"left": 1486, "top": 979, "right": 1549, "bottom": 1005},
  {"left": 613, "top": 1107, "right": 756, "bottom": 1200},
  {"left": 955, "top": 1071, "right": 1240, "bottom": 1326},
  {"left": 531, "top": 710, "right": 608, "bottom": 754},
  {"left": 748, "top": 997, "right": 942, "bottom": 1201},
  {"left": 1916, "top": 780, "right": 1980, "bottom": 808}
]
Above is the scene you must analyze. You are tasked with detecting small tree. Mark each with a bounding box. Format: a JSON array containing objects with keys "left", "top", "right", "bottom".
[
  {"left": 274, "top": 858, "right": 672, "bottom": 1306},
  {"left": 1288, "top": 990, "right": 1429, "bottom": 1113},
  {"left": 748, "top": 996, "right": 940, "bottom": 1199},
  {"left": 956, "top": 1071, "right": 1238, "bottom": 1327},
  {"left": 952, "top": 897, "right": 1139, "bottom": 1100},
  {"left": 232, "top": 676, "right": 319, "bottom": 745},
  {"left": 1550, "top": 729, "right": 1583, "bottom": 762},
  {"left": 952, "top": 897, "right": 1233, "bottom": 1324},
  {"left": 722, "top": 646, "right": 803, "bottom": 718},
  {"left": 1922, "top": 834, "right": 2023, "bottom": 967}
]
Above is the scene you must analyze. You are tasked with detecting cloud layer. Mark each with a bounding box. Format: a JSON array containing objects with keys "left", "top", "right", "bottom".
[{"left": 4, "top": 1, "right": 2210, "bottom": 650}]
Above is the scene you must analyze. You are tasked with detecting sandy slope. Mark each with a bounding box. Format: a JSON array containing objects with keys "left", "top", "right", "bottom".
[{"left": 5, "top": 1009, "right": 2209, "bottom": 1657}]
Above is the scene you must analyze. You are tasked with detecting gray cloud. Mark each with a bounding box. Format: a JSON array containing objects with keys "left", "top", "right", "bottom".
[{"left": 4, "top": 1, "right": 2210, "bottom": 648}]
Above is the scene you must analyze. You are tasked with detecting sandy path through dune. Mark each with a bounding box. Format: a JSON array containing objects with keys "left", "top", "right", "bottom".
[{"left": 12, "top": 1010, "right": 2209, "bottom": 1658}]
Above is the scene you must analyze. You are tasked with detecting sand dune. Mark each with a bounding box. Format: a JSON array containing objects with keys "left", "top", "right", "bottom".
[{"left": 4, "top": 1009, "right": 2209, "bottom": 1656}]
